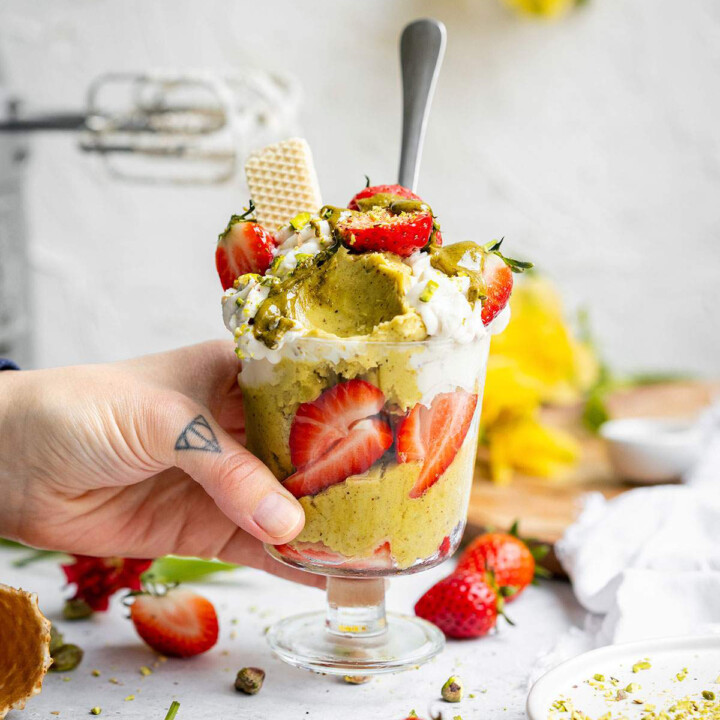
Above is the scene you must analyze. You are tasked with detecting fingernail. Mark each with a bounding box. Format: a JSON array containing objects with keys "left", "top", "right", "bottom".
[{"left": 253, "top": 493, "right": 302, "bottom": 538}]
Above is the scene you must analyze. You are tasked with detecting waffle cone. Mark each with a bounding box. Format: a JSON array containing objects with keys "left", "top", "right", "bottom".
[
  {"left": 0, "top": 584, "right": 52, "bottom": 719},
  {"left": 245, "top": 137, "right": 322, "bottom": 230}
]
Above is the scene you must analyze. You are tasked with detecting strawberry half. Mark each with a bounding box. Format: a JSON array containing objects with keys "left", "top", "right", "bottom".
[
  {"left": 481, "top": 253, "right": 513, "bottom": 325},
  {"left": 215, "top": 208, "right": 277, "bottom": 290},
  {"left": 347, "top": 183, "right": 421, "bottom": 211},
  {"left": 129, "top": 588, "right": 219, "bottom": 658},
  {"left": 336, "top": 208, "right": 433, "bottom": 257},
  {"left": 480, "top": 239, "right": 533, "bottom": 325},
  {"left": 397, "top": 390, "right": 478, "bottom": 499},
  {"left": 289, "top": 379, "right": 386, "bottom": 469},
  {"left": 284, "top": 417, "right": 393, "bottom": 498}
]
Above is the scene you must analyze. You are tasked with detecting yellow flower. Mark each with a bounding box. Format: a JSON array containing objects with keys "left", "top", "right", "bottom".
[
  {"left": 479, "top": 275, "right": 594, "bottom": 483},
  {"left": 489, "top": 276, "right": 599, "bottom": 404},
  {"left": 501, "top": 0, "right": 576, "bottom": 19},
  {"left": 485, "top": 416, "right": 579, "bottom": 485}
]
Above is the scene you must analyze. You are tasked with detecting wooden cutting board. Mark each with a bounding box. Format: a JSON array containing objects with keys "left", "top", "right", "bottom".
[{"left": 465, "top": 380, "right": 718, "bottom": 547}]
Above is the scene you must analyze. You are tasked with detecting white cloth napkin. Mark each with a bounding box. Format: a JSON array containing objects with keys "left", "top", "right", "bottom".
[
  {"left": 530, "top": 404, "right": 720, "bottom": 683},
  {"left": 557, "top": 486, "right": 720, "bottom": 644}
]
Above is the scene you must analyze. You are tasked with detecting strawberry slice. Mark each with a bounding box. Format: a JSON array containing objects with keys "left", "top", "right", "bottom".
[
  {"left": 347, "top": 183, "right": 421, "bottom": 211},
  {"left": 215, "top": 213, "right": 277, "bottom": 290},
  {"left": 336, "top": 208, "right": 433, "bottom": 257},
  {"left": 481, "top": 252, "right": 513, "bottom": 325},
  {"left": 289, "top": 379, "right": 386, "bottom": 469},
  {"left": 397, "top": 390, "right": 478, "bottom": 499},
  {"left": 129, "top": 588, "right": 219, "bottom": 658},
  {"left": 283, "top": 417, "right": 393, "bottom": 498},
  {"left": 276, "top": 540, "right": 394, "bottom": 570}
]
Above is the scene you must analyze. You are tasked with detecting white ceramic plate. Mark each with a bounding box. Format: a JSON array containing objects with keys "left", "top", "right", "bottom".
[{"left": 527, "top": 636, "right": 720, "bottom": 720}]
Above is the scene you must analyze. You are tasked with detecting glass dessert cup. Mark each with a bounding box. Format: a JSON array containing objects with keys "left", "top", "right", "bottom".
[{"left": 240, "top": 335, "right": 491, "bottom": 675}]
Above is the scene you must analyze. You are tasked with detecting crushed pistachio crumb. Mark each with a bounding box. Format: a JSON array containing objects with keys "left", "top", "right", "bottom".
[
  {"left": 91, "top": 669, "right": 100, "bottom": 677},
  {"left": 124, "top": 695, "right": 135, "bottom": 702},
  {"left": 676, "top": 668, "right": 689, "bottom": 682},
  {"left": 420, "top": 280, "right": 439, "bottom": 302},
  {"left": 290, "top": 212, "right": 312, "bottom": 231},
  {"left": 633, "top": 661, "right": 652, "bottom": 673},
  {"left": 90, "top": 708, "right": 102, "bottom": 716},
  {"left": 595, "top": 674, "right": 606, "bottom": 682},
  {"left": 139, "top": 666, "right": 152, "bottom": 677},
  {"left": 702, "top": 691, "right": 715, "bottom": 701},
  {"left": 626, "top": 683, "right": 641, "bottom": 693}
]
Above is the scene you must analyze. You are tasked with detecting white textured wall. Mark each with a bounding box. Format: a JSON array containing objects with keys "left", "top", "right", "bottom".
[{"left": 1, "top": 0, "right": 718, "bottom": 374}]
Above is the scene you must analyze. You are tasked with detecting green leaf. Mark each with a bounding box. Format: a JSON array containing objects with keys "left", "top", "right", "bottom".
[
  {"left": 0, "top": 538, "right": 29, "bottom": 549},
  {"left": 530, "top": 544, "right": 550, "bottom": 561},
  {"left": 13, "top": 550, "right": 67, "bottom": 568},
  {"left": 582, "top": 387, "right": 610, "bottom": 433},
  {"left": 142, "top": 556, "right": 240, "bottom": 584},
  {"left": 508, "top": 520, "right": 520, "bottom": 537},
  {"left": 501, "top": 256, "right": 534, "bottom": 273},
  {"left": 534, "top": 566, "right": 552, "bottom": 579}
]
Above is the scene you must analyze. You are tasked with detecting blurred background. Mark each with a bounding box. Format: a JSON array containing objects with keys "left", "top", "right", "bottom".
[{"left": 0, "top": 0, "right": 718, "bottom": 375}]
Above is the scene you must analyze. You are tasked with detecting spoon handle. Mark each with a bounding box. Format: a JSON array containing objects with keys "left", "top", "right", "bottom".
[{"left": 397, "top": 18, "right": 447, "bottom": 192}]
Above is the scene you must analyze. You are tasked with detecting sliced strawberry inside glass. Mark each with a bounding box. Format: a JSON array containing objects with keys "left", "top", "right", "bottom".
[
  {"left": 283, "top": 417, "right": 393, "bottom": 498},
  {"left": 275, "top": 540, "right": 394, "bottom": 570},
  {"left": 396, "top": 390, "right": 478, "bottom": 499},
  {"left": 289, "top": 379, "right": 386, "bottom": 469}
]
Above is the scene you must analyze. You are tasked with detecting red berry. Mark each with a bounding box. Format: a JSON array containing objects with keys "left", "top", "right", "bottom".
[
  {"left": 415, "top": 571, "right": 500, "bottom": 639},
  {"left": 347, "top": 184, "right": 421, "bottom": 211},
  {"left": 336, "top": 208, "right": 433, "bottom": 257},
  {"left": 481, "top": 253, "right": 513, "bottom": 325},
  {"left": 456, "top": 532, "right": 535, "bottom": 601},
  {"left": 129, "top": 588, "right": 219, "bottom": 658},
  {"left": 289, "top": 379, "right": 386, "bottom": 469},
  {"left": 284, "top": 417, "right": 392, "bottom": 498},
  {"left": 215, "top": 217, "right": 277, "bottom": 290},
  {"left": 396, "top": 390, "right": 478, "bottom": 498}
]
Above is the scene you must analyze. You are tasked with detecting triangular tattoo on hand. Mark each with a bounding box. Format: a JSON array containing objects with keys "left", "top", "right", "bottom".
[{"left": 175, "top": 415, "right": 221, "bottom": 453}]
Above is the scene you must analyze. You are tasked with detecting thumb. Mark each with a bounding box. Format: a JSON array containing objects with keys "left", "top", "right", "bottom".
[{"left": 151, "top": 394, "right": 305, "bottom": 545}]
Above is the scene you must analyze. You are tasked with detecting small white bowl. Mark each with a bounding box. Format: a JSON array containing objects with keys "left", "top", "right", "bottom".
[{"left": 599, "top": 417, "right": 703, "bottom": 483}]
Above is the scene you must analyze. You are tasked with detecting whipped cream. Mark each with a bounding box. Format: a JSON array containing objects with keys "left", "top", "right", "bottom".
[{"left": 222, "top": 225, "right": 507, "bottom": 367}]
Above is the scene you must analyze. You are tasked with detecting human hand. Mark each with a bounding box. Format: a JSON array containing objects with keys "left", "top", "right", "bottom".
[{"left": 0, "top": 341, "right": 321, "bottom": 587}]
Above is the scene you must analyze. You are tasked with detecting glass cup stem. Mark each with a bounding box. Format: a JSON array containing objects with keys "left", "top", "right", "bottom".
[{"left": 326, "top": 577, "right": 387, "bottom": 637}]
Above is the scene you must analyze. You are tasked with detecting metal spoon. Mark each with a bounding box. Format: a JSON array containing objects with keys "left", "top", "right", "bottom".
[{"left": 398, "top": 18, "right": 447, "bottom": 192}]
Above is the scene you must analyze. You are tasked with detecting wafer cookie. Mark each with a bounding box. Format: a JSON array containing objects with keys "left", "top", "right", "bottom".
[{"left": 245, "top": 137, "right": 322, "bottom": 230}]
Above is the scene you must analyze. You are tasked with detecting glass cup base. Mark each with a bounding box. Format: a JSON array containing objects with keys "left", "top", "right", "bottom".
[{"left": 266, "top": 610, "right": 445, "bottom": 676}]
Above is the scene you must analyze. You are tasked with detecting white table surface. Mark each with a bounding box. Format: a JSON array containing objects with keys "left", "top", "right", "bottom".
[{"left": 1, "top": 547, "right": 585, "bottom": 720}]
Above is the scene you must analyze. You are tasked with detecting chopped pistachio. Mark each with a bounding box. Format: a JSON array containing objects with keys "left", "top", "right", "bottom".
[
  {"left": 139, "top": 666, "right": 152, "bottom": 676},
  {"left": 343, "top": 675, "right": 371, "bottom": 684},
  {"left": 108, "top": 678, "right": 120, "bottom": 684},
  {"left": 235, "top": 667, "right": 265, "bottom": 695},
  {"left": 633, "top": 661, "right": 652, "bottom": 673},
  {"left": 49, "top": 624, "right": 64, "bottom": 653},
  {"left": 594, "top": 674, "right": 606, "bottom": 682},
  {"left": 419, "top": 279, "right": 439, "bottom": 302},
  {"left": 62, "top": 598, "right": 93, "bottom": 620},
  {"left": 235, "top": 296, "right": 245, "bottom": 307},
  {"left": 90, "top": 708, "right": 102, "bottom": 716},
  {"left": 50, "top": 644, "right": 84, "bottom": 672},
  {"left": 676, "top": 668, "right": 688, "bottom": 681},
  {"left": 124, "top": 695, "right": 135, "bottom": 702},
  {"left": 290, "top": 212, "right": 312, "bottom": 231},
  {"left": 294, "top": 253, "right": 313, "bottom": 263},
  {"left": 702, "top": 690, "right": 715, "bottom": 700},
  {"left": 91, "top": 670, "right": 101, "bottom": 677},
  {"left": 442, "top": 676, "right": 463, "bottom": 703},
  {"left": 625, "top": 683, "right": 641, "bottom": 693}
]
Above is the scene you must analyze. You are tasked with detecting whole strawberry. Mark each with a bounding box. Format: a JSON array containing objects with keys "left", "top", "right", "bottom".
[
  {"left": 414, "top": 571, "right": 509, "bottom": 639},
  {"left": 129, "top": 587, "right": 219, "bottom": 658},
  {"left": 456, "top": 524, "right": 548, "bottom": 601},
  {"left": 347, "top": 182, "right": 421, "bottom": 211}
]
